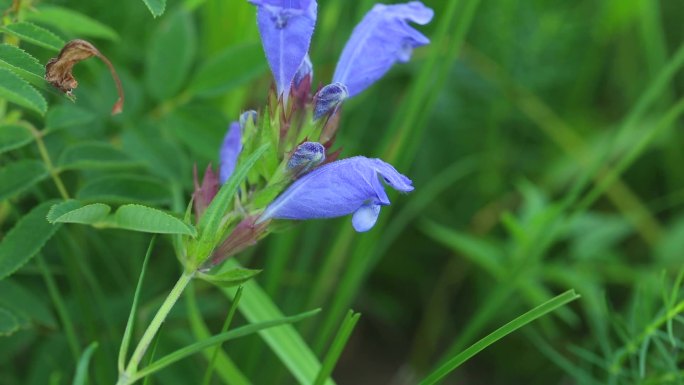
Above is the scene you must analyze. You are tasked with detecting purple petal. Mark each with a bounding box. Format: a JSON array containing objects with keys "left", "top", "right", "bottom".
[
  {"left": 293, "top": 54, "right": 314, "bottom": 88},
  {"left": 250, "top": 0, "right": 317, "bottom": 100},
  {"left": 259, "top": 156, "right": 413, "bottom": 232},
  {"left": 352, "top": 203, "right": 381, "bottom": 232},
  {"left": 333, "top": 1, "right": 433, "bottom": 97},
  {"left": 219, "top": 122, "right": 242, "bottom": 184}
]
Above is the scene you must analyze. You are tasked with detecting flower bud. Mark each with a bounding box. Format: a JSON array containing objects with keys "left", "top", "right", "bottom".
[
  {"left": 239, "top": 110, "right": 257, "bottom": 129},
  {"left": 287, "top": 141, "right": 325, "bottom": 176},
  {"left": 313, "top": 82, "right": 348, "bottom": 120}
]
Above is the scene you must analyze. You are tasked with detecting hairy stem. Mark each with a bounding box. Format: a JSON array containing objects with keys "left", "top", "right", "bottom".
[{"left": 118, "top": 271, "right": 195, "bottom": 385}]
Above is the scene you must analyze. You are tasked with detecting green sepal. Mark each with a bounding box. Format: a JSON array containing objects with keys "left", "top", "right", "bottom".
[{"left": 197, "top": 268, "right": 261, "bottom": 288}]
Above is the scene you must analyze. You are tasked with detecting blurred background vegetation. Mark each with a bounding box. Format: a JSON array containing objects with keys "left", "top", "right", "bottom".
[{"left": 1, "top": 0, "right": 684, "bottom": 384}]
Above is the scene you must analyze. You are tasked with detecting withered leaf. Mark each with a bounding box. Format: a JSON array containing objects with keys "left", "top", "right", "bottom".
[{"left": 45, "top": 39, "right": 124, "bottom": 115}]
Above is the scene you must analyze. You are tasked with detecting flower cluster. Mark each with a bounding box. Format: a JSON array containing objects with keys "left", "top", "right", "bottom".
[{"left": 194, "top": 0, "right": 433, "bottom": 266}]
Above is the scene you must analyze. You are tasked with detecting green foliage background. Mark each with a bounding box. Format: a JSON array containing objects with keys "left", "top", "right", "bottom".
[{"left": 1, "top": 0, "right": 684, "bottom": 384}]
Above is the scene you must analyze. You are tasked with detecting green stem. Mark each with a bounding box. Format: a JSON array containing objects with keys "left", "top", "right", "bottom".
[
  {"left": 28, "top": 124, "right": 70, "bottom": 200},
  {"left": 118, "top": 271, "right": 195, "bottom": 385}
]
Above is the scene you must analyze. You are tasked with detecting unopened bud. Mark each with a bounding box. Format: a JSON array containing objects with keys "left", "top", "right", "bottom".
[
  {"left": 287, "top": 141, "right": 325, "bottom": 176},
  {"left": 239, "top": 110, "right": 257, "bottom": 129},
  {"left": 313, "top": 83, "right": 348, "bottom": 120}
]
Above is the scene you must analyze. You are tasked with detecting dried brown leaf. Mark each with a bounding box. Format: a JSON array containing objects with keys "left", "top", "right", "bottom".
[{"left": 45, "top": 39, "right": 124, "bottom": 115}]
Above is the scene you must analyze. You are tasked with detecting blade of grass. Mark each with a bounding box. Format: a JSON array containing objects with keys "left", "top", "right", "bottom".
[
  {"left": 222, "top": 259, "right": 335, "bottom": 385},
  {"left": 185, "top": 284, "right": 252, "bottom": 385},
  {"left": 201, "top": 286, "right": 244, "bottom": 385},
  {"left": 575, "top": 97, "right": 684, "bottom": 212},
  {"left": 313, "top": 310, "right": 360, "bottom": 385},
  {"left": 133, "top": 308, "right": 321, "bottom": 381},
  {"left": 119, "top": 236, "right": 157, "bottom": 373},
  {"left": 72, "top": 342, "right": 98, "bottom": 385},
  {"left": 418, "top": 290, "right": 580, "bottom": 385}
]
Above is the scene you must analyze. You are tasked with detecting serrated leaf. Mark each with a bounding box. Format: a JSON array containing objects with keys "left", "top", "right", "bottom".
[
  {"left": 76, "top": 174, "right": 172, "bottom": 205},
  {"left": 47, "top": 200, "right": 111, "bottom": 225},
  {"left": 114, "top": 204, "right": 197, "bottom": 236},
  {"left": 0, "top": 307, "right": 19, "bottom": 336},
  {"left": 0, "top": 44, "right": 44, "bottom": 82},
  {"left": 57, "top": 142, "right": 139, "bottom": 171},
  {"left": 1, "top": 22, "right": 64, "bottom": 51},
  {"left": 141, "top": 0, "right": 167, "bottom": 17},
  {"left": 0, "top": 160, "right": 48, "bottom": 201},
  {"left": 26, "top": 6, "right": 119, "bottom": 41},
  {"left": 145, "top": 10, "right": 196, "bottom": 100},
  {"left": 44, "top": 104, "right": 96, "bottom": 133},
  {"left": 188, "top": 42, "right": 268, "bottom": 97},
  {"left": 199, "top": 268, "right": 261, "bottom": 288},
  {"left": 0, "top": 201, "right": 61, "bottom": 280},
  {"left": 0, "top": 124, "right": 33, "bottom": 154},
  {"left": 0, "top": 280, "right": 56, "bottom": 329},
  {"left": 0, "top": 68, "right": 47, "bottom": 114}
]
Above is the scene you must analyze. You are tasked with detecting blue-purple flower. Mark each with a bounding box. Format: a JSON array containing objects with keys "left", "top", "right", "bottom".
[
  {"left": 249, "top": 0, "right": 317, "bottom": 101},
  {"left": 251, "top": 0, "right": 433, "bottom": 100},
  {"left": 219, "top": 122, "right": 242, "bottom": 184},
  {"left": 333, "top": 2, "right": 433, "bottom": 97},
  {"left": 259, "top": 156, "right": 413, "bottom": 232},
  {"left": 219, "top": 111, "right": 256, "bottom": 184}
]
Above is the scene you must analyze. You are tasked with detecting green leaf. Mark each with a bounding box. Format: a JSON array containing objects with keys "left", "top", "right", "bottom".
[
  {"left": 26, "top": 6, "right": 119, "bottom": 41},
  {"left": 0, "top": 44, "right": 44, "bottom": 82},
  {"left": 1, "top": 22, "right": 64, "bottom": 51},
  {"left": 118, "top": 236, "right": 155, "bottom": 373},
  {"left": 57, "top": 142, "right": 139, "bottom": 171},
  {"left": 113, "top": 204, "right": 197, "bottom": 237},
  {"left": 0, "top": 201, "right": 61, "bottom": 280},
  {"left": 220, "top": 260, "right": 335, "bottom": 385},
  {"left": 198, "top": 268, "right": 262, "bottom": 288},
  {"left": 76, "top": 174, "right": 172, "bottom": 205},
  {"left": 133, "top": 309, "right": 321, "bottom": 381},
  {"left": 0, "top": 68, "right": 47, "bottom": 114},
  {"left": 0, "top": 279, "right": 56, "bottom": 329},
  {"left": 45, "top": 104, "right": 97, "bottom": 133},
  {"left": 141, "top": 0, "right": 167, "bottom": 17},
  {"left": 145, "top": 10, "right": 196, "bottom": 100},
  {"left": 418, "top": 290, "right": 581, "bottom": 385},
  {"left": 313, "top": 310, "right": 360, "bottom": 385},
  {"left": 0, "top": 160, "right": 48, "bottom": 201},
  {"left": 71, "top": 342, "right": 98, "bottom": 385},
  {"left": 188, "top": 42, "right": 268, "bottom": 97},
  {"left": 47, "top": 200, "right": 111, "bottom": 225},
  {"left": 194, "top": 144, "right": 269, "bottom": 261},
  {"left": 0, "top": 124, "right": 33, "bottom": 154},
  {"left": 0, "top": 307, "right": 19, "bottom": 336}
]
